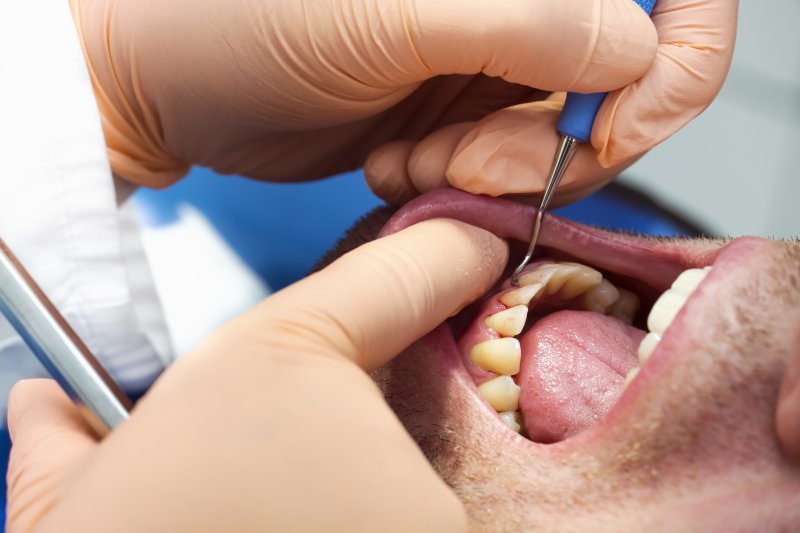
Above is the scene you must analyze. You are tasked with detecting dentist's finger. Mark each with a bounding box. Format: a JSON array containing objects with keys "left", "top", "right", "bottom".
[
  {"left": 593, "top": 0, "right": 737, "bottom": 166},
  {"left": 6, "top": 379, "right": 98, "bottom": 532},
  {"left": 229, "top": 219, "right": 509, "bottom": 371}
]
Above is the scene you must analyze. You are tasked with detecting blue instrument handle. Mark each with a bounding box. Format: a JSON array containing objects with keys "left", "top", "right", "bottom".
[{"left": 556, "top": 0, "right": 656, "bottom": 143}]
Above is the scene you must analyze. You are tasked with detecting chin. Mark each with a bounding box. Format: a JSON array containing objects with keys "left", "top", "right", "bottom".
[{"left": 328, "top": 188, "right": 800, "bottom": 531}]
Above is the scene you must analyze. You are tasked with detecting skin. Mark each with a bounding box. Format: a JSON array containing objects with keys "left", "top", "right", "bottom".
[
  {"left": 358, "top": 204, "right": 800, "bottom": 530},
  {"left": 6, "top": 193, "right": 800, "bottom": 531}
]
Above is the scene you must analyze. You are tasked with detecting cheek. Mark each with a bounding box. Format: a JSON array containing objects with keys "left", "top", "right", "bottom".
[{"left": 776, "top": 329, "right": 800, "bottom": 463}]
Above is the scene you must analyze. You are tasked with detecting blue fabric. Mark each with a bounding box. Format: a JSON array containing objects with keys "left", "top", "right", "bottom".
[{"left": 1, "top": 428, "right": 9, "bottom": 529}]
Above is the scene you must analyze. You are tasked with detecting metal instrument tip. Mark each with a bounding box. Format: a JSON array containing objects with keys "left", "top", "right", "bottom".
[{"left": 510, "top": 135, "right": 579, "bottom": 287}]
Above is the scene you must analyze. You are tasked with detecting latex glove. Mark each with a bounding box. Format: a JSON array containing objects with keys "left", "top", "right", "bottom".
[
  {"left": 777, "top": 347, "right": 800, "bottom": 463},
  {"left": 6, "top": 219, "right": 508, "bottom": 532},
  {"left": 70, "top": 0, "right": 661, "bottom": 193}
]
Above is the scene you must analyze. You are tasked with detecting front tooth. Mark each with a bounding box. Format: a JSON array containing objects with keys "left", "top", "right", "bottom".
[
  {"left": 624, "top": 367, "right": 640, "bottom": 387},
  {"left": 478, "top": 376, "right": 521, "bottom": 412},
  {"left": 470, "top": 338, "right": 521, "bottom": 376},
  {"left": 556, "top": 263, "right": 603, "bottom": 299},
  {"left": 671, "top": 268, "right": 709, "bottom": 296},
  {"left": 484, "top": 305, "right": 528, "bottom": 337},
  {"left": 582, "top": 279, "right": 620, "bottom": 313},
  {"left": 500, "top": 282, "right": 543, "bottom": 307},
  {"left": 638, "top": 332, "right": 661, "bottom": 364},
  {"left": 647, "top": 289, "right": 688, "bottom": 335},
  {"left": 608, "top": 288, "right": 641, "bottom": 325},
  {"left": 498, "top": 411, "right": 522, "bottom": 433}
]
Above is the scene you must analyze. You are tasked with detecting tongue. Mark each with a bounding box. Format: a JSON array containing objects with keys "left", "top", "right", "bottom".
[{"left": 517, "top": 310, "right": 644, "bottom": 443}]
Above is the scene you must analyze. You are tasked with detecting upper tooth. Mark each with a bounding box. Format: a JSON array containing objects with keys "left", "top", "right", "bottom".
[
  {"left": 478, "top": 376, "right": 521, "bottom": 412},
  {"left": 582, "top": 279, "right": 620, "bottom": 313},
  {"left": 470, "top": 338, "right": 521, "bottom": 376},
  {"left": 638, "top": 332, "right": 661, "bottom": 363},
  {"left": 484, "top": 305, "right": 528, "bottom": 337},
  {"left": 644, "top": 267, "right": 710, "bottom": 337},
  {"left": 499, "top": 282, "right": 543, "bottom": 307},
  {"left": 671, "top": 268, "right": 708, "bottom": 296},
  {"left": 608, "top": 288, "right": 640, "bottom": 325},
  {"left": 647, "top": 289, "right": 687, "bottom": 335},
  {"left": 555, "top": 263, "right": 603, "bottom": 299}
]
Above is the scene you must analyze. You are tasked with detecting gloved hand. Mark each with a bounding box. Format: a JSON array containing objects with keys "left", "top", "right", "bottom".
[
  {"left": 6, "top": 219, "right": 508, "bottom": 532},
  {"left": 67, "top": 0, "right": 658, "bottom": 196},
  {"left": 70, "top": 0, "right": 736, "bottom": 203}
]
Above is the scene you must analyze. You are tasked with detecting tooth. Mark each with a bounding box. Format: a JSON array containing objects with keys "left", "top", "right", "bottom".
[
  {"left": 470, "top": 338, "right": 521, "bottom": 376},
  {"left": 543, "top": 264, "right": 581, "bottom": 296},
  {"left": 582, "top": 279, "right": 620, "bottom": 313},
  {"left": 499, "top": 282, "right": 543, "bottom": 307},
  {"left": 498, "top": 411, "right": 522, "bottom": 433},
  {"left": 646, "top": 289, "right": 688, "bottom": 335},
  {"left": 556, "top": 263, "right": 603, "bottom": 299},
  {"left": 484, "top": 305, "right": 528, "bottom": 337},
  {"left": 638, "top": 332, "right": 661, "bottom": 364},
  {"left": 624, "top": 367, "right": 640, "bottom": 387},
  {"left": 671, "top": 268, "right": 709, "bottom": 296},
  {"left": 518, "top": 263, "right": 559, "bottom": 288},
  {"left": 608, "top": 288, "right": 641, "bottom": 325},
  {"left": 478, "top": 376, "right": 521, "bottom": 412}
]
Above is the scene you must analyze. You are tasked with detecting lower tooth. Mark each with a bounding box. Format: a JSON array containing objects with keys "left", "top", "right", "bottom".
[
  {"left": 637, "top": 332, "right": 661, "bottom": 364},
  {"left": 470, "top": 338, "right": 521, "bottom": 376},
  {"left": 582, "top": 279, "right": 620, "bottom": 313},
  {"left": 498, "top": 411, "right": 522, "bottom": 433},
  {"left": 624, "top": 367, "right": 640, "bottom": 387},
  {"left": 478, "top": 376, "right": 521, "bottom": 412}
]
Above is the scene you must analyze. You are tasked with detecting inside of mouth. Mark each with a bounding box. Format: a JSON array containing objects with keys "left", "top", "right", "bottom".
[{"left": 454, "top": 245, "right": 661, "bottom": 444}]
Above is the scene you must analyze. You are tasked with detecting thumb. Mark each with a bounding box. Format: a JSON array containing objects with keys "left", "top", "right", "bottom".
[
  {"left": 6, "top": 379, "right": 99, "bottom": 531},
  {"left": 387, "top": 0, "right": 657, "bottom": 92},
  {"left": 228, "top": 219, "right": 508, "bottom": 372}
]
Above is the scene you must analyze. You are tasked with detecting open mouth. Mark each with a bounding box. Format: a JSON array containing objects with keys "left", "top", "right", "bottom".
[{"left": 378, "top": 188, "right": 729, "bottom": 446}]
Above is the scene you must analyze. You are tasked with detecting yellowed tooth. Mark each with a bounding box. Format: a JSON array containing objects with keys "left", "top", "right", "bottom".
[
  {"left": 498, "top": 411, "right": 522, "bottom": 433},
  {"left": 484, "top": 305, "right": 528, "bottom": 337},
  {"left": 624, "top": 367, "right": 640, "bottom": 388},
  {"left": 499, "top": 282, "right": 543, "bottom": 307},
  {"left": 638, "top": 332, "right": 661, "bottom": 364},
  {"left": 557, "top": 263, "right": 603, "bottom": 299},
  {"left": 608, "top": 288, "right": 641, "bottom": 325},
  {"left": 543, "top": 264, "right": 581, "bottom": 295},
  {"left": 470, "top": 338, "right": 521, "bottom": 376},
  {"left": 582, "top": 279, "right": 620, "bottom": 313},
  {"left": 478, "top": 376, "right": 521, "bottom": 412},
  {"left": 518, "top": 264, "right": 559, "bottom": 288}
]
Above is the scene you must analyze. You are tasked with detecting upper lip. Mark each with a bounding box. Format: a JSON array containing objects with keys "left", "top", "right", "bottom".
[{"left": 379, "top": 188, "right": 744, "bottom": 446}]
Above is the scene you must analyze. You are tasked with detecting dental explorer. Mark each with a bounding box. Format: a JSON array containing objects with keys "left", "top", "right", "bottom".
[
  {"left": 0, "top": 236, "right": 131, "bottom": 436},
  {"left": 511, "top": 0, "right": 657, "bottom": 286}
]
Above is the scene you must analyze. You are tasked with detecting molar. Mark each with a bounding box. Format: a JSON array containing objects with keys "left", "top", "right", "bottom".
[
  {"left": 608, "top": 288, "right": 640, "bottom": 325},
  {"left": 582, "top": 279, "right": 620, "bottom": 314}
]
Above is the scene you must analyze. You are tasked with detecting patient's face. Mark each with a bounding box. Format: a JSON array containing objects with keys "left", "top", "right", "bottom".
[{"left": 329, "top": 189, "right": 800, "bottom": 530}]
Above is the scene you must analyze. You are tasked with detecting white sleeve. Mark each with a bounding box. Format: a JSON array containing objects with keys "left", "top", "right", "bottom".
[{"left": 0, "top": 1, "right": 169, "bottom": 401}]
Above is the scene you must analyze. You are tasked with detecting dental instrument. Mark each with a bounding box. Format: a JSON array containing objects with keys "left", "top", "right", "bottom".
[
  {"left": 0, "top": 236, "right": 131, "bottom": 436},
  {"left": 511, "top": 0, "right": 657, "bottom": 286}
]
